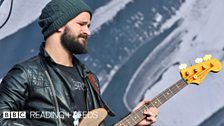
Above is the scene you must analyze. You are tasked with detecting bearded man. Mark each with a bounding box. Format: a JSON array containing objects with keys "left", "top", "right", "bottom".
[{"left": 0, "top": 0, "right": 159, "bottom": 126}]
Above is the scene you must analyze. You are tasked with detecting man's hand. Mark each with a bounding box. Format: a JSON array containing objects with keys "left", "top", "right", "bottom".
[{"left": 133, "top": 99, "right": 159, "bottom": 126}]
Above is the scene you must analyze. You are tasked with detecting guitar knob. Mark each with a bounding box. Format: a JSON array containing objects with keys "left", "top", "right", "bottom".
[
  {"left": 185, "top": 71, "right": 190, "bottom": 76},
  {"left": 203, "top": 54, "right": 212, "bottom": 61},
  {"left": 193, "top": 75, "right": 197, "bottom": 80},
  {"left": 193, "top": 68, "right": 198, "bottom": 73},
  {"left": 179, "top": 64, "right": 187, "bottom": 70},
  {"left": 210, "top": 63, "right": 214, "bottom": 67},
  {"left": 195, "top": 58, "right": 203, "bottom": 63},
  {"left": 202, "top": 66, "right": 206, "bottom": 70}
]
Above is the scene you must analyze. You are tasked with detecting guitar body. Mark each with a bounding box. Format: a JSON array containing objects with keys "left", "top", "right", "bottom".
[{"left": 79, "top": 108, "right": 108, "bottom": 126}]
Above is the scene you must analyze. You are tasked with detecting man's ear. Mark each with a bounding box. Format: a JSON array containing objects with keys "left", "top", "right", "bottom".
[{"left": 58, "top": 27, "right": 64, "bottom": 32}]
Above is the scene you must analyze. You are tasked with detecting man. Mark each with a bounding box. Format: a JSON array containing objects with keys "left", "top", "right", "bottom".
[{"left": 0, "top": 0, "right": 159, "bottom": 126}]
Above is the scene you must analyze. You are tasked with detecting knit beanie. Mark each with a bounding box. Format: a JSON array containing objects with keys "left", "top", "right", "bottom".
[{"left": 38, "top": 0, "right": 92, "bottom": 39}]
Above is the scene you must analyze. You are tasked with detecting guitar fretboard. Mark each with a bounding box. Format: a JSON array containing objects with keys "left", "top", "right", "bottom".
[{"left": 114, "top": 79, "right": 188, "bottom": 126}]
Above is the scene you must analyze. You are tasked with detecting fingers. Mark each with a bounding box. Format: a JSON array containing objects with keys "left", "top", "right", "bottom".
[
  {"left": 136, "top": 115, "right": 157, "bottom": 126},
  {"left": 137, "top": 119, "right": 154, "bottom": 126},
  {"left": 146, "top": 116, "right": 157, "bottom": 123},
  {"left": 142, "top": 99, "right": 151, "bottom": 104},
  {"left": 133, "top": 99, "right": 151, "bottom": 112},
  {"left": 143, "top": 107, "right": 159, "bottom": 124},
  {"left": 135, "top": 100, "right": 159, "bottom": 126},
  {"left": 144, "top": 107, "right": 159, "bottom": 117}
]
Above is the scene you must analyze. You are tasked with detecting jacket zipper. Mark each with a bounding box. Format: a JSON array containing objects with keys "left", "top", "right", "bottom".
[{"left": 44, "top": 70, "right": 62, "bottom": 126}]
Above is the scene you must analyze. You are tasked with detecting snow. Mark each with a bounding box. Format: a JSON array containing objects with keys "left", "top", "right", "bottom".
[
  {"left": 0, "top": 0, "right": 134, "bottom": 40},
  {"left": 90, "top": 0, "right": 134, "bottom": 33},
  {"left": 124, "top": 0, "right": 224, "bottom": 125},
  {"left": 0, "top": 0, "right": 50, "bottom": 40}
]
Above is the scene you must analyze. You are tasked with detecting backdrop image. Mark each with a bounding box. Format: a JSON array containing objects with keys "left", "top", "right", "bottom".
[{"left": 0, "top": 0, "right": 224, "bottom": 125}]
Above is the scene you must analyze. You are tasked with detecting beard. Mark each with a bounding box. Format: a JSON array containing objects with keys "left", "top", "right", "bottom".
[{"left": 60, "top": 27, "right": 88, "bottom": 54}]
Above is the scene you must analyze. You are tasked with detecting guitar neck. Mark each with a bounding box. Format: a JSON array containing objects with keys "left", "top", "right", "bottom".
[{"left": 114, "top": 79, "right": 188, "bottom": 126}]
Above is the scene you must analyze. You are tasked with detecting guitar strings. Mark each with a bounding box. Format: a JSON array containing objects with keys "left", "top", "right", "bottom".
[{"left": 116, "top": 65, "right": 212, "bottom": 126}]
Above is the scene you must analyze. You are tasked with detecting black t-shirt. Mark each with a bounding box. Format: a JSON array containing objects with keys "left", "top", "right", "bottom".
[{"left": 56, "top": 64, "right": 88, "bottom": 111}]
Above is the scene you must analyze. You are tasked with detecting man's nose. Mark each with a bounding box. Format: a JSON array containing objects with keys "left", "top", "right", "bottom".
[{"left": 82, "top": 26, "right": 91, "bottom": 36}]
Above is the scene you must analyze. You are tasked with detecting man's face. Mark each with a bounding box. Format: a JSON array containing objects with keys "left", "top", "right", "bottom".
[{"left": 60, "top": 12, "right": 91, "bottom": 54}]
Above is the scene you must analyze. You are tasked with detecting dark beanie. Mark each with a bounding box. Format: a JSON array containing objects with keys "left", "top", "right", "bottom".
[{"left": 38, "top": 0, "right": 92, "bottom": 39}]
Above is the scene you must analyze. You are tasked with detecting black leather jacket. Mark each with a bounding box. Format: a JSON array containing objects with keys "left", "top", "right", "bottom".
[{"left": 0, "top": 43, "right": 114, "bottom": 126}]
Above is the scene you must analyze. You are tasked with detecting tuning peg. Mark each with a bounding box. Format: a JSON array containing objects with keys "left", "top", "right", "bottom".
[
  {"left": 195, "top": 58, "right": 203, "bottom": 64},
  {"left": 179, "top": 64, "right": 187, "bottom": 70},
  {"left": 203, "top": 54, "right": 212, "bottom": 61}
]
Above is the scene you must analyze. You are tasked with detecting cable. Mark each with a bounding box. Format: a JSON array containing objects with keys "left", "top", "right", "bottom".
[{"left": 0, "top": 0, "right": 13, "bottom": 29}]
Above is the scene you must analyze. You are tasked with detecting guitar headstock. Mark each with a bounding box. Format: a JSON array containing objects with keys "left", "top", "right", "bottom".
[{"left": 180, "top": 55, "right": 222, "bottom": 85}]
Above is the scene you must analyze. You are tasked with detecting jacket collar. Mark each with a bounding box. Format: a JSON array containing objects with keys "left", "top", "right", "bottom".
[
  {"left": 39, "top": 42, "right": 88, "bottom": 78},
  {"left": 39, "top": 42, "right": 57, "bottom": 65}
]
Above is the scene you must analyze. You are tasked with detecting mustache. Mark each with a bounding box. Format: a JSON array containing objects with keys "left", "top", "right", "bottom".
[{"left": 78, "top": 34, "right": 88, "bottom": 40}]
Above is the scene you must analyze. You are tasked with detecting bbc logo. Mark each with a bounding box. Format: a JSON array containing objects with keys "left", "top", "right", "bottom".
[{"left": 3, "top": 111, "right": 26, "bottom": 118}]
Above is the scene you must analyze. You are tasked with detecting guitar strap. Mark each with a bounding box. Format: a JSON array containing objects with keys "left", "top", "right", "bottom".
[
  {"left": 73, "top": 56, "right": 115, "bottom": 116},
  {"left": 87, "top": 74, "right": 100, "bottom": 94},
  {"left": 86, "top": 73, "right": 115, "bottom": 117}
]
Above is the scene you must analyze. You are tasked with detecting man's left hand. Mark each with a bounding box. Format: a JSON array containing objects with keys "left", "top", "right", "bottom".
[{"left": 133, "top": 99, "right": 159, "bottom": 126}]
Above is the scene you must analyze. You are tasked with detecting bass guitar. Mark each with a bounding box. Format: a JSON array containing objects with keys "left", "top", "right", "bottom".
[{"left": 79, "top": 54, "right": 222, "bottom": 126}]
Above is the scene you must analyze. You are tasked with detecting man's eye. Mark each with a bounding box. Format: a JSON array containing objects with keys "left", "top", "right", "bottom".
[
  {"left": 77, "top": 22, "right": 90, "bottom": 28},
  {"left": 78, "top": 23, "right": 85, "bottom": 26}
]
